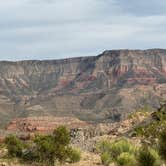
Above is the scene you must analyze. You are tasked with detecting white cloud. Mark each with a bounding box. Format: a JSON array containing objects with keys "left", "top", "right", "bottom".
[{"left": 0, "top": 0, "right": 165, "bottom": 60}]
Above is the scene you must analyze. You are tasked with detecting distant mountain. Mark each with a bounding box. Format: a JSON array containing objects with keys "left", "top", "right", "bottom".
[{"left": 0, "top": 49, "right": 166, "bottom": 127}]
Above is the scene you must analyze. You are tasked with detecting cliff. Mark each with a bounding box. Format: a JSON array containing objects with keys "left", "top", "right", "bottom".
[{"left": 0, "top": 49, "right": 166, "bottom": 128}]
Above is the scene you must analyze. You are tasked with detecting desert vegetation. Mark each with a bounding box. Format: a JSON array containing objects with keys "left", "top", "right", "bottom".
[
  {"left": 0, "top": 102, "right": 165, "bottom": 166},
  {"left": 96, "top": 101, "right": 166, "bottom": 166},
  {"left": 97, "top": 137, "right": 164, "bottom": 166},
  {"left": 4, "top": 126, "right": 81, "bottom": 166}
]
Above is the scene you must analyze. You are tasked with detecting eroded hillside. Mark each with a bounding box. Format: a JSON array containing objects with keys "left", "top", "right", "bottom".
[{"left": 0, "top": 49, "right": 166, "bottom": 127}]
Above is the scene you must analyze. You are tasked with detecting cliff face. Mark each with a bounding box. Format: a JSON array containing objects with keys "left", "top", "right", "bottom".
[{"left": 0, "top": 49, "right": 166, "bottom": 127}]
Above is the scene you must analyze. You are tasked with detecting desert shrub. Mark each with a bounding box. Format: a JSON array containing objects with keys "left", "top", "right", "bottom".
[
  {"left": 5, "top": 135, "right": 25, "bottom": 158},
  {"left": 134, "top": 126, "right": 145, "bottom": 136},
  {"left": 33, "top": 126, "right": 81, "bottom": 165},
  {"left": 55, "top": 144, "right": 71, "bottom": 163},
  {"left": 97, "top": 138, "right": 137, "bottom": 166},
  {"left": 53, "top": 126, "right": 72, "bottom": 163},
  {"left": 137, "top": 146, "right": 161, "bottom": 166},
  {"left": 96, "top": 139, "right": 112, "bottom": 154},
  {"left": 96, "top": 139, "right": 113, "bottom": 166},
  {"left": 21, "top": 145, "right": 39, "bottom": 162},
  {"left": 34, "top": 135, "right": 55, "bottom": 165},
  {"left": 98, "top": 138, "right": 163, "bottom": 166},
  {"left": 116, "top": 152, "right": 137, "bottom": 166},
  {"left": 53, "top": 126, "right": 70, "bottom": 146},
  {"left": 5, "top": 126, "right": 81, "bottom": 165},
  {"left": 108, "top": 138, "right": 136, "bottom": 160},
  {"left": 158, "top": 127, "right": 166, "bottom": 161},
  {"left": 132, "top": 102, "right": 166, "bottom": 139},
  {"left": 133, "top": 113, "right": 166, "bottom": 146},
  {"left": 97, "top": 138, "right": 135, "bottom": 157},
  {"left": 68, "top": 148, "right": 81, "bottom": 163},
  {"left": 101, "top": 152, "right": 112, "bottom": 166}
]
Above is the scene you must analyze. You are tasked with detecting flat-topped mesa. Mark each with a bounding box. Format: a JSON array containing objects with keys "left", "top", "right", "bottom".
[
  {"left": 0, "top": 49, "right": 165, "bottom": 79},
  {"left": 102, "top": 48, "right": 166, "bottom": 55},
  {"left": 0, "top": 49, "right": 166, "bottom": 127},
  {"left": 93, "top": 49, "right": 166, "bottom": 85}
]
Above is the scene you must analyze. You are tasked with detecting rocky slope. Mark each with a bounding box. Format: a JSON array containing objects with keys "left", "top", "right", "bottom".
[
  {"left": 6, "top": 117, "right": 88, "bottom": 133},
  {"left": 0, "top": 49, "right": 166, "bottom": 128},
  {"left": 0, "top": 107, "right": 156, "bottom": 166}
]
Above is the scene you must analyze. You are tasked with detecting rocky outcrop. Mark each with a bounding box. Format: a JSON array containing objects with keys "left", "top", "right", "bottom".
[
  {"left": 0, "top": 49, "right": 165, "bottom": 127},
  {"left": 6, "top": 117, "right": 88, "bottom": 133},
  {"left": 69, "top": 111, "right": 150, "bottom": 151}
]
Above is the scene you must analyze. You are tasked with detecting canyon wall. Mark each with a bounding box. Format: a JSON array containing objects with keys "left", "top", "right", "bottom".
[{"left": 0, "top": 49, "right": 165, "bottom": 127}]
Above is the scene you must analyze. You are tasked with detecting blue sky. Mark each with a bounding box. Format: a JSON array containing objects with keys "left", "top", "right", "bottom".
[{"left": 0, "top": 0, "right": 166, "bottom": 60}]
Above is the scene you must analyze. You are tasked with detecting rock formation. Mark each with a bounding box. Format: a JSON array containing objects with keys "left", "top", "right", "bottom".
[
  {"left": 0, "top": 49, "right": 165, "bottom": 128},
  {"left": 6, "top": 117, "right": 87, "bottom": 133}
]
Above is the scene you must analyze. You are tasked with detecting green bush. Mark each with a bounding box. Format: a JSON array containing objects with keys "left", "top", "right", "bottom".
[
  {"left": 5, "top": 135, "right": 25, "bottom": 158},
  {"left": 68, "top": 148, "right": 81, "bottom": 163},
  {"left": 137, "top": 146, "right": 161, "bottom": 166},
  {"left": 97, "top": 138, "right": 163, "bottom": 166},
  {"left": 21, "top": 146, "right": 38, "bottom": 162},
  {"left": 97, "top": 138, "right": 137, "bottom": 166},
  {"left": 5, "top": 126, "right": 81, "bottom": 165},
  {"left": 34, "top": 135, "right": 55, "bottom": 165},
  {"left": 158, "top": 127, "right": 166, "bottom": 161},
  {"left": 132, "top": 102, "right": 166, "bottom": 144},
  {"left": 117, "top": 152, "right": 137, "bottom": 166},
  {"left": 134, "top": 126, "right": 145, "bottom": 136},
  {"left": 52, "top": 126, "right": 72, "bottom": 163},
  {"left": 33, "top": 126, "right": 81, "bottom": 164},
  {"left": 109, "top": 139, "right": 136, "bottom": 159},
  {"left": 53, "top": 126, "right": 70, "bottom": 146},
  {"left": 133, "top": 118, "right": 166, "bottom": 147},
  {"left": 96, "top": 139, "right": 112, "bottom": 154},
  {"left": 101, "top": 152, "right": 112, "bottom": 166}
]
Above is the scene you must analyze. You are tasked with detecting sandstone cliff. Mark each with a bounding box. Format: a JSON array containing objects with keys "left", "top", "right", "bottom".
[{"left": 0, "top": 49, "right": 166, "bottom": 127}]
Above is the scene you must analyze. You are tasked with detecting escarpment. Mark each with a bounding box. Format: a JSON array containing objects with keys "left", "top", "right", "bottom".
[{"left": 0, "top": 49, "right": 165, "bottom": 128}]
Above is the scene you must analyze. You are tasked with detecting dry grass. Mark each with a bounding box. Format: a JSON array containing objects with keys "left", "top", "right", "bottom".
[{"left": 64, "top": 151, "right": 102, "bottom": 166}]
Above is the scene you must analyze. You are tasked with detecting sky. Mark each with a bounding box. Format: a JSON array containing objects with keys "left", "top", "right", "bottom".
[{"left": 0, "top": 0, "right": 166, "bottom": 60}]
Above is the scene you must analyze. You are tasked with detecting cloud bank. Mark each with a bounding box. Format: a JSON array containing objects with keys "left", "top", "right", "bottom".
[{"left": 0, "top": 0, "right": 166, "bottom": 60}]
